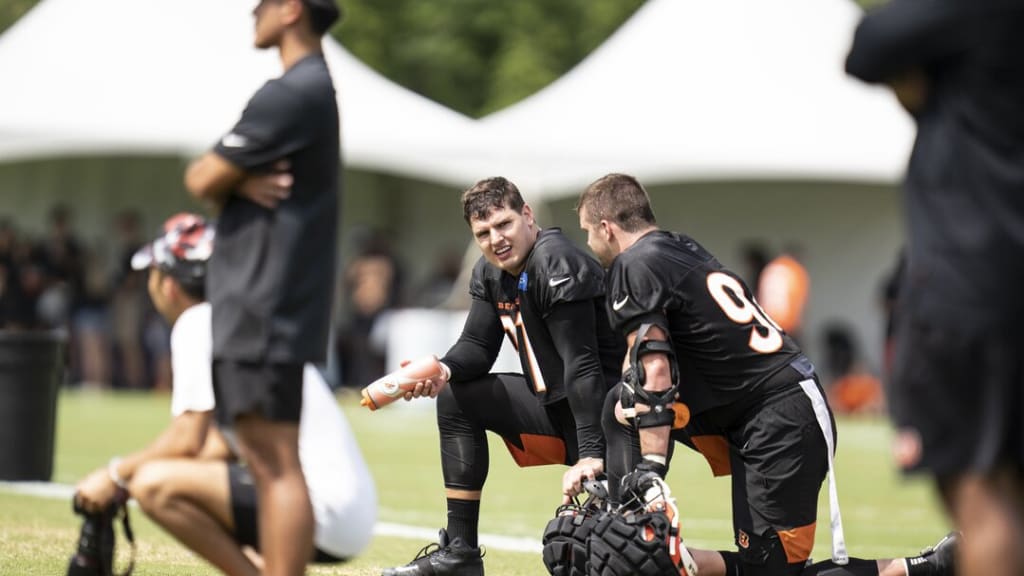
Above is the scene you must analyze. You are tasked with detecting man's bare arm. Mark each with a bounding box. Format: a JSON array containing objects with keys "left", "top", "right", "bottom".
[{"left": 184, "top": 152, "right": 246, "bottom": 209}]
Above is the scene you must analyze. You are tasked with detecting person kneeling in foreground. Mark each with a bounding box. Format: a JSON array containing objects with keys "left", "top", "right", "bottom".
[{"left": 73, "top": 213, "right": 376, "bottom": 574}]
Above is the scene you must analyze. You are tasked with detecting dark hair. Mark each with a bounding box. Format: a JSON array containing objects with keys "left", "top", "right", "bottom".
[
  {"left": 461, "top": 177, "right": 526, "bottom": 224},
  {"left": 155, "top": 268, "right": 206, "bottom": 302},
  {"left": 576, "top": 173, "right": 656, "bottom": 233},
  {"left": 302, "top": 0, "right": 340, "bottom": 35},
  {"left": 175, "top": 275, "right": 206, "bottom": 302}
]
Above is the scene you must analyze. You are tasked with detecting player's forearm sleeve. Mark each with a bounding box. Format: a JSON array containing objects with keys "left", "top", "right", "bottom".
[
  {"left": 440, "top": 298, "right": 504, "bottom": 383},
  {"left": 845, "top": 0, "right": 965, "bottom": 83},
  {"left": 547, "top": 300, "right": 607, "bottom": 460}
]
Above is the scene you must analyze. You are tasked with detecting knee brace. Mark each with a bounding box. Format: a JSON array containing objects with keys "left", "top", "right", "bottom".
[{"left": 620, "top": 324, "right": 679, "bottom": 430}]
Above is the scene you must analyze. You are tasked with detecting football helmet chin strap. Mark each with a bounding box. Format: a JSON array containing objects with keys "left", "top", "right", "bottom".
[{"left": 619, "top": 323, "right": 679, "bottom": 429}]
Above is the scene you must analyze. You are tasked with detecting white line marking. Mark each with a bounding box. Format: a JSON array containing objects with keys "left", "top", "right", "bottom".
[{"left": 0, "top": 482, "right": 546, "bottom": 553}]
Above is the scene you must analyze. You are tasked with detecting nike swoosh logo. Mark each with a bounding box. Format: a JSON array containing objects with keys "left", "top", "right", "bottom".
[
  {"left": 549, "top": 276, "right": 571, "bottom": 287},
  {"left": 612, "top": 295, "right": 630, "bottom": 311},
  {"left": 220, "top": 133, "right": 248, "bottom": 148}
]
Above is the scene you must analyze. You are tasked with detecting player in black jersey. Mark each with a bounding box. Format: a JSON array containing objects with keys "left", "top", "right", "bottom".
[
  {"left": 382, "top": 177, "right": 623, "bottom": 576},
  {"left": 577, "top": 174, "right": 956, "bottom": 576},
  {"left": 847, "top": 4, "right": 1024, "bottom": 576}
]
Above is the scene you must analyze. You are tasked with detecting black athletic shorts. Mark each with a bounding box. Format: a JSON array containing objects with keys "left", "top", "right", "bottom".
[
  {"left": 228, "top": 463, "right": 346, "bottom": 563},
  {"left": 213, "top": 360, "right": 303, "bottom": 425},
  {"left": 676, "top": 367, "right": 833, "bottom": 568},
  {"left": 447, "top": 372, "right": 579, "bottom": 467},
  {"left": 890, "top": 315, "right": 1024, "bottom": 477}
]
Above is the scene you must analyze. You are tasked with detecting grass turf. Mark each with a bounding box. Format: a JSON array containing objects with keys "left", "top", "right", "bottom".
[{"left": 0, "top": 389, "right": 950, "bottom": 574}]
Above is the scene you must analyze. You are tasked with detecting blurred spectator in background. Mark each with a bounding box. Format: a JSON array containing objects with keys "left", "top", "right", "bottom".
[
  {"left": 72, "top": 241, "right": 112, "bottom": 388},
  {"left": 0, "top": 218, "right": 28, "bottom": 329},
  {"left": 414, "top": 246, "right": 463, "bottom": 309},
  {"left": 740, "top": 240, "right": 771, "bottom": 293},
  {"left": 0, "top": 208, "right": 176, "bottom": 390},
  {"left": 335, "top": 229, "right": 402, "bottom": 388},
  {"left": 821, "top": 323, "right": 883, "bottom": 416},
  {"left": 35, "top": 204, "right": 84, "bottom": 327},
  {"left": 757, "top": 244, "right": 809, "bottom": 344},
  {"left": 109, "top": 210, "right": 149, "bottom": 389}
]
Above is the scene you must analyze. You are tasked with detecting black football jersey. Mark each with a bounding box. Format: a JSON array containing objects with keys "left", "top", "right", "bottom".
[
  {"left": 846, "top": 0, "right": 1024, "bottom": 329},
  {"left": 607, "top": 231, "right": 801, "bottom": 414},
  {"left": 467, "top": 228, "right": 622, "bottom": 403},
  {"left": 209, "top": 54, "right": 339, "bottom": 363}
]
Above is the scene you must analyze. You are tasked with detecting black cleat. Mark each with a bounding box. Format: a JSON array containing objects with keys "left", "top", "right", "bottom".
[
  {"left": 908, "top": 531, "right": 960, "bottom": 576},
  {"left": 382, "top": 529, "right": 485, "bottom": 576}
]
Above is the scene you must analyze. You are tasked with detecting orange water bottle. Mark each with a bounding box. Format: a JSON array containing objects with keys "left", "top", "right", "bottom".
[{"left": 359, "top": 354, "right": 444, "bottom": 411}]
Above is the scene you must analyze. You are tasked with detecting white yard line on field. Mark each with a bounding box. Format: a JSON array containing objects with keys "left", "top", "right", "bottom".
[{"left": 0, "top": 481, "right": 544, "bottom": 553}]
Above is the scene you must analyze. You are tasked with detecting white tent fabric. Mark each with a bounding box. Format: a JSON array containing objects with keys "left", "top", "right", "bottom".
[
  {"left": 0, "top": 0, "right": 485, "bottom": 186},
  {"left": 480, "top": 0, "right": 916, "bottom": 195}
]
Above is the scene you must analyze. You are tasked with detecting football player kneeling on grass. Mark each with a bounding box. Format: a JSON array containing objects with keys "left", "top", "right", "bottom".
[
  {"left": 574, "top": 174, "right": 959, "bottom": 576},
  {"left": 73, "top": 213, "right": 376, "bottom": 575}
]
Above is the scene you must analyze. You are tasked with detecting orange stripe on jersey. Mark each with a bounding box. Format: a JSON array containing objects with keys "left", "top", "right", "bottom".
[
  {"left": 690, "top": 434, "right": 731, "bottom": 477},
  {"left": 777, "top": 523, "right": 817, "bottom": 563},
  {"left": 503, "top": 434, "right": 567, "bottom": 467}
]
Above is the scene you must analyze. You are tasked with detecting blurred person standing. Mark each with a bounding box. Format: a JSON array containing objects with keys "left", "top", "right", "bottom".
[
  {"left": 336, "top": 229, "right": 401, "bottom": 388},
  {"left": 740, "top": 240, "right": 771, "bottom": 294},
  {"left": 0, "top": 219, "right": 29, "bottom": 329},
  {"left": 110, "top": 210, "right": 149, "bottom": 389},
  {"left": 757, "top": 245, "right": 809, "bottom": 345},
  {"left": 183, "top": 0, "right": 342, "bottom": 574},
  {"left": 36, "top": 204, "right": 85, "bottom": 323},
  {"left": 847, "top": 3, "right": 1024, "bottom": 575}
]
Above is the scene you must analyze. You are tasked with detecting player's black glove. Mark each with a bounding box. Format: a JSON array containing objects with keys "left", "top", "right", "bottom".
[{"left": 620, "top": 458, "right": 667, "bottom": 509}]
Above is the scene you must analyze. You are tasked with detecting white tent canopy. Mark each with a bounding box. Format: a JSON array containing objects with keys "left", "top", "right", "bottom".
[
  {"left": 481, "top": 0, "right": 915, "bottom": 195},
  {"left": 0, "top": 0, "right": 486, "bottom": 186}
]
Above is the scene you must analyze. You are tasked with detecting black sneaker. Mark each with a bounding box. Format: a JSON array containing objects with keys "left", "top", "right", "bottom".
[
  {"left": 382, "top": 529, "right": 485, "bottom": 576},
  {"left": 907, "top": 531, "right": 960, "bottom": 576}
]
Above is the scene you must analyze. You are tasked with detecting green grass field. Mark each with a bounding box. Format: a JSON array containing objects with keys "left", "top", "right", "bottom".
[{"left": 0, "top": 389, "right": 951, "bottom": 575}]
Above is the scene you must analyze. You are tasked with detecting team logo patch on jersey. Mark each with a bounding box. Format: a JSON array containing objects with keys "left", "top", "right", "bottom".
[
  {"left": 220, "top": 132, "right": 248, "bottom": 148},
  {"left": 518, "top": 271, "right": 529, "bottom": 292},
  {"left": 737, "top": 529, "right": 750, "bottom": 549}
]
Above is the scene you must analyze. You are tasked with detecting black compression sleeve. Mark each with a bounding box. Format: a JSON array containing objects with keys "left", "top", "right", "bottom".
[
  {"left": 546, "top": 299, "right": 607, "bottom": 460},
  {"left": 440, "top": 298, "right": 504, "bottom": 383}
]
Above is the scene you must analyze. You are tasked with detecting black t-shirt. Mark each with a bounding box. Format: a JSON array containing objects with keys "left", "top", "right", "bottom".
[
  {"left": 208, "top": 54, "right": 340, "bottom": 363},
  {"left": 606, "top": 231, "right": 801, "bottom": 415},
  {"left": 441, "top": 229, "right": 623, "bottom": 459},
  {"left": 846, "top": 0, "right": 1024, "bottom": 330}
]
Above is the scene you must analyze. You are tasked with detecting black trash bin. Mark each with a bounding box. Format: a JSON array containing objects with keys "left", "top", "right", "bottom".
[{"left": 0, "top": 330, "right": 65, "bottom": 481}]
